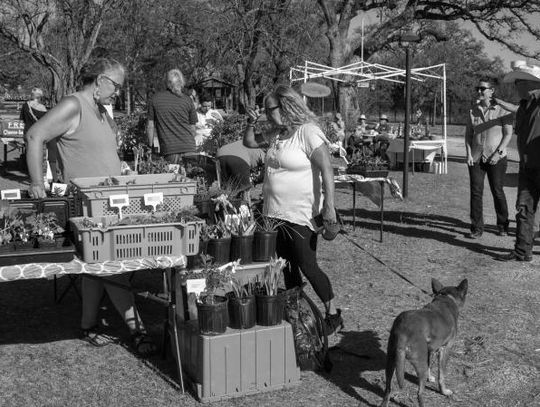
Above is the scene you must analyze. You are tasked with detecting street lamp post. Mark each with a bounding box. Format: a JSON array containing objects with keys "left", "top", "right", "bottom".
[{"left": 400, "top": 32, "right": 420, "bottom": 198}]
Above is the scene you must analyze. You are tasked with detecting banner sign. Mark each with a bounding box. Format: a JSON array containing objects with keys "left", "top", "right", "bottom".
[{"left": 1, "top": 120, "right": 25, "bottom": 138}]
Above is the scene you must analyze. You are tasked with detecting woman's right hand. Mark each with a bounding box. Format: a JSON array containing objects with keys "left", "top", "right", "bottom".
[
  {"left": 29, "top": 183, "right": 46, "bottom": 198},
  {"left": 246, "top": 107, "right": 260, "bottom": 124}
]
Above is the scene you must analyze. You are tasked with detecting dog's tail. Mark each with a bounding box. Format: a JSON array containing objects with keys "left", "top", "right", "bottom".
[
  {"left": 395, "top": 346, "right": 406, "bottom": 388},
  {"left": 387, "top": 329, "right": 407, "bottom": 389}
]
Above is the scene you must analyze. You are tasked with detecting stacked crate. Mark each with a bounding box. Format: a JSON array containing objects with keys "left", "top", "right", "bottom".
[{"left": 69, "top": 174, "right": 203, "bottom": 262}]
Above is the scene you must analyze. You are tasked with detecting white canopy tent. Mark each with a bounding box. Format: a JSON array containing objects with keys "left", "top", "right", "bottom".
[{"left": 289, "top": 60, "right": 448, "bottom": 173}]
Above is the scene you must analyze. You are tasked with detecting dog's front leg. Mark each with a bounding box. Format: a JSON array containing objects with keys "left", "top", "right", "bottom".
[{"left": 438, "top": 345, "right": 453, "bottom": 396}]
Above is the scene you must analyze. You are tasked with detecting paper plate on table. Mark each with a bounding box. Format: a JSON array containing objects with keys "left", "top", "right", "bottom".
[{"left": 300, "top": 82, "right": 331, "bottom": 98}]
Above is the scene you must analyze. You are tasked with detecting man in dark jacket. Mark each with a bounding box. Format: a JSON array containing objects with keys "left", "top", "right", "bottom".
[{"left": 498, "top": 62, "right": 540, "bottom": 261}]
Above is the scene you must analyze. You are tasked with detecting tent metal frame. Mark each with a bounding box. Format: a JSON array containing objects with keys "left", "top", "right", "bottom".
[{"left": 290, "top": 60, "right": 448, "bottom": 173}]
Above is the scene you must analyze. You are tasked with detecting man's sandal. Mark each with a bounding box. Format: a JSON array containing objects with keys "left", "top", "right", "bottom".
[
  {"left": 80, "top": 326, "right": 117, "bottom": 347},
  {"left": 131, "top": 332, "right": 159, "bottom": 358}
]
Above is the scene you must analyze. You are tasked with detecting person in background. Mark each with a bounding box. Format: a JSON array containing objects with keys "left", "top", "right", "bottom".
[
  {"left": 195, "top": 95, "right": 223, "bottom": 146},
  {"left": 25, "top": 58, "right": 158, "bottom": 356},
  {"left": 243, "top": 85, "right": 343, "bottom": 335},
  {"left": 356, "top": 114, "right": 368, "bottom": 134},
  {"left": 465, "top": 80, "right": 513, "bottom": 239},
  {"left": 20, "top": 88, "right": 59, "bottom": 180},
  {"left": 147, "top": 69, "right": 198, "bottom": 164},
  {"left": 216, "top": 138, "right": 265, "bottom": 193},
  {"left": 331, "top": 112, "right": 345, "bottom": 145},
  {"left": 347, "top": 114, "right": 368, "bottom": 156},
  {"left": 376, "top": 114, "right": 391, "bottom": 133},
  {"left": 498, "top": 63, "right": 540, "bottom": 261},
  {"left": 20, "top": 87, "right": 47, "bottom": 128}
]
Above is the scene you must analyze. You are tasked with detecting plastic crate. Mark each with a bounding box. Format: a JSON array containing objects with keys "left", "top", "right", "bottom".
[
  {"left": 176, "top": 320, "right": 300, "bottom": 403},
  {"left": 71, "top": 174, "right": 197, "bottom": 216},
  {"left": 183, "top": 220, "right": 205, "bottom": 256},
  {"left": 70, "top": 214, "right": 201, "bottom": 263}
]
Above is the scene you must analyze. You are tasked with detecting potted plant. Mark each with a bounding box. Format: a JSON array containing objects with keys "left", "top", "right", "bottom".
[
  {"left": 116, "top": 113, "right": 148, "bottom": 162},
  {"left": 229, "top": 204, "right": 256, "bottom": 264},
  {"left": 255, "top": 257, "right": 287, "bottom": 326},
  {"left": 0, "top": 209, "right": 19, "bottom": 252},
  {"left": 228, "top": 277, "right": 257, "bottom": 329},
  {"left": 346, "top": 152, "right": 389, "bottom": 178},
  {"left": 27, "top": 212, "right": 64, "bottom": 249},
  {"left": 195, "top": 255, "right": 236, "bottom": 335},
  {"left": 199, "top": 221, "right": 232, "bottom": 265},
  {"left": 252, "top": 213, "right": 283, "bottom": 262}
]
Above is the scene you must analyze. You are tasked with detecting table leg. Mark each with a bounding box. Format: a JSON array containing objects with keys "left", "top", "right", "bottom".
[
  {"left": 352, "top": 182, "right": 357, "bottom": 231},
  {"left": 54, "top": 275, "right": 81, "bottom": 303},
  {"left": 169, "top": 268, "right": 185, "bottom": 393},
  {"left": 380, "top": 181, "right": 384, "bottom": 243}
]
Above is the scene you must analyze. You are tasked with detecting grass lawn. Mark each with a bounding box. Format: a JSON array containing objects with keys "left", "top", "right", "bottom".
[{"left": 0, "top": 131, "right": 539, "bottom": 406}]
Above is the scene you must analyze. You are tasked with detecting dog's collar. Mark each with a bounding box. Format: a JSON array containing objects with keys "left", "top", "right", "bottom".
[{"left": 432, "top": 293, "right": 458, "bottom": 304}]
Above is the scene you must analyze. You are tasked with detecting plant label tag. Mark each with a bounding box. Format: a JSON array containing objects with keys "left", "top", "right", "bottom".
[
  {"left": 109, "top": 194, "right": 130, "bottom": 218},
  {"left": 143, "top": 192, "right": 163, "bottom": 211},
  {"left": 1, "top": 189, "right": 21, "bottom": 200},
  {"left": 186, "top": 278, "right": 206, "bottom": 296},
  {"left": 168, "top": 164, "right": 180, "bottom": 174},
  {"left": 51, "top": 183, "right": 68, "bottom": 196}
]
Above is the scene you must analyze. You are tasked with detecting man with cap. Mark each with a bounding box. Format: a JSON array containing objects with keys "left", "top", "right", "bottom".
[
  {"left": 347, "top": 114, "right": 368, "bottom": 155},
  {"left": 376, "top": 114, "right": 391, "bottom": 133},
  {"left": 465, "top": 80, "right": 513, "bottom": 239},
  {"left": 498, "top": 63, "right": 540, "bottom": 261}
]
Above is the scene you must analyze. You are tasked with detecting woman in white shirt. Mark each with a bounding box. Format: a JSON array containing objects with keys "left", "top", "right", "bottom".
[{"left": 243, "top": 85, "right": 343, "bottom": 334}]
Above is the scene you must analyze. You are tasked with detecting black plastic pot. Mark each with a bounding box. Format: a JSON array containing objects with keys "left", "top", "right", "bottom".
[
  {"left": 256, "top": 293, "right": 285, "bottom": 326},
  {"left": 204, "top": 237, "right": 231, "bottom": 264},
  {"left": 252, "top": 230, "right": 277, "bottom": 262},
  {"left": 230, "top": 235, "right": 254, "bottom": 264},
  {"left": 228, "top": 295, "right": 256, "bottom": 329},
  {"left": 196, "top": 295, "right": 229, "bottom": 335}
]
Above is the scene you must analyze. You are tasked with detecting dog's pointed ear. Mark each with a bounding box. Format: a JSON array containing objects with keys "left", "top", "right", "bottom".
[
  {"left": 431, "top": 278, "right": 443, "bottom": 294},
  {"left": 458, "top": 279, "right": 468, "bottom": 296}
]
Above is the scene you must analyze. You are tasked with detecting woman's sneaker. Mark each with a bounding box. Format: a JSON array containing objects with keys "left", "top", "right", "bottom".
[{"left": 324, "top": 309, "right": 344, "bottom": 335}]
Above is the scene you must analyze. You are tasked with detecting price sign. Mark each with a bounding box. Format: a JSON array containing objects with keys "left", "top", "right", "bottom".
[
  {"left": 168, "top": 164, "right": 180, "bottom": 174},
  {"left": 143, "top": 192, "right": 163, "bottom": 212},
  {"left": 109, "top": 194, "right": 130, "bottom": 218},
  {"left": 186, "top": 278, "right": 206, "bottom": 296},
  {"left": 51, "top": 183, "right": 68, "bottom": 197},
  {"left": 1, "top": 189, "right": 21, "bottom": 200}
]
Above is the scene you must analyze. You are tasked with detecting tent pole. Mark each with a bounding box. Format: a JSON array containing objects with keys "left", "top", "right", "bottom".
[{"left": 442, "top": 64, "right": 448, "bottom": 174}]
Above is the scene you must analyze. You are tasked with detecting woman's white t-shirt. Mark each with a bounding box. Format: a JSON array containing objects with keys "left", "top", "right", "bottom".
[{"left": 263, "top": 122, "right": 328, "bottom": 231}]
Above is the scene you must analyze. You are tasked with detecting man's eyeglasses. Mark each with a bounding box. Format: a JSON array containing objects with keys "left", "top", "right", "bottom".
[
  {"left": 201, "top": 103, "right": 212, "bottom": 108},
  {"left": 476, "top": 86, "right": 492, "bottom": 92},
  {"left": 100, "top": 75, "right": 122, "bottom": 92}
]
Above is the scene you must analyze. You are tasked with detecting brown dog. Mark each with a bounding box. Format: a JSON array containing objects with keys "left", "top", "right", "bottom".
[{"left": 380, "top": 278, "right": 468, "bottom": 407}]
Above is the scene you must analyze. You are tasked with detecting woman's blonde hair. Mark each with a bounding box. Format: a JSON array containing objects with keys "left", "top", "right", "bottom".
[{"left": 266, "top": 85, "right": 317, "bottom": 126}]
